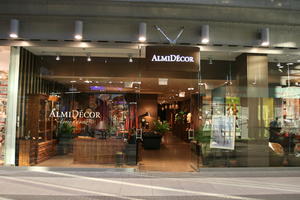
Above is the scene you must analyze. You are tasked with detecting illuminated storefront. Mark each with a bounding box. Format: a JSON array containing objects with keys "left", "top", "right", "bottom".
[{"left": 0, "top": 0, "right": 300, "bottom": 171}]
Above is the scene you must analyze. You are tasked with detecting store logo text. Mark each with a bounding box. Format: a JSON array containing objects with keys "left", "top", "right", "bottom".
[
  {"left": 49, "top": 110, "right": 101, "bottom": 119},
  {"left": 151, "top": 54, "right": 194, "bottom": 63}
]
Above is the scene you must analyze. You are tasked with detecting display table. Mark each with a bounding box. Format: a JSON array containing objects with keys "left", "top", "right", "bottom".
[{"left": 73, "top": 137, "right": 125, "bottom": 164}]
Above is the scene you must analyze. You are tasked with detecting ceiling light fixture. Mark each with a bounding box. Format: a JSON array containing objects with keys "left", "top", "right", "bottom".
[
  {"left": 129, "top": 57, "right": 133, "bottom": 63},
  {"left": 87, "top": 53, "right": 91, "bottom": 62},
  {"left": 158, "top": 78, "right": 168, "bottom": 86},
  {"left": 260, "top": 27, "right": 270, "bottom": 46},
  {"left": 138, "top": 22, "right": 147, "bottom": 42},
  {"left": 9, "top": 19, "right": 19, "bottom": 38},
  {"left": 56, "top": 53, "right": 60, "bottom": 61},
  {"left": 201, "top": 25, "right": 209, "bottom": 44},
  {"left": 74, "top": 20, "right": 83, "bottom": 40},
  {"left": 179, "top": 92, "right": 185, "bottom": 98}
]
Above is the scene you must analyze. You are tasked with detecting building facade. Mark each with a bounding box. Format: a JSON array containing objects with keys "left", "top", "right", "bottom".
[{"left": 0, "top": 0, "right": 300, "bottom": 171}]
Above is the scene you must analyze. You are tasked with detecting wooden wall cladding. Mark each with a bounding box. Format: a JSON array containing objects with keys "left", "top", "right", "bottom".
[{"left": 73, "top": 138, "right": 125, "bottom": 164}]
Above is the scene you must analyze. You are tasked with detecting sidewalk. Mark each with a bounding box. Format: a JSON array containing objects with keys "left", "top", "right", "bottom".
[{"left": 0, "top": 167, "right": 300, "bottom": 200}]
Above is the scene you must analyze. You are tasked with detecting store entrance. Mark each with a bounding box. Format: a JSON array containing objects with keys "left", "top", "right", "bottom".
[{"left": 16, "top": 46, "right": 201, "bottom": 171}]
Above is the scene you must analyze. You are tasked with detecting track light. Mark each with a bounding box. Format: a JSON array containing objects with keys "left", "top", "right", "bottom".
[
  {"left": 260, "top": 27, "right": 270, "bottom": 46},
  {"left": 138, "top": 22, "right": 147, "bottom": 42},
  {"left": 56, "top": 54, "right": 60, "bottom": 61},
  {"left": 86, "top": 53, "right": 91, "bottom": 62},
  {"left": 201, "top": 25, "right": 209, "bottom": 44},
  {"left": 87, "top": 54, "right": 91, "bottom": 62},
  {"left": 9, "top": 19, "right": 19, "bottom": 38},
  {"left": 74, "top": 20, "right": 83, "bottom": 40}
]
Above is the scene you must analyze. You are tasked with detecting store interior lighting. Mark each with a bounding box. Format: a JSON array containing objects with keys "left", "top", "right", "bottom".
[
  {"left": 260, "top": 27, "right": 270, "bottom": 46},
  {"left": 129, "top": 56, "right": 133, "bottom": 63},
  {"left": 55, "top": 54, "right": 60, "bottom": 61},
  {"left": 201, "top": 25, "right": 209, "bottom": 44},
  {"left": 74, "top": 20, "right": 83, "bottom": 40},
  {"left": 87, "top": 54, "right": 91, "bottom": 62},
  {"left": 9, "top": 19, "right": 19, "bottom": 38},
  {"left": 138, "top": 22, "right": 147, "bottom": 42}
]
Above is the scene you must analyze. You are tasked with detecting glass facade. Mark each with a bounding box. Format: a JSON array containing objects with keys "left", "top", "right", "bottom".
[{"left": 13, "top": 46, "right": 300, "bottom": 170}]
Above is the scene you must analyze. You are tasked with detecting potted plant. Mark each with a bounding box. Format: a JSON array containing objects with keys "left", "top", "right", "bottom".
[
  {"left": 194, "top": 129, "right": 211, "bottom": 165},
  {"left": 153, "top": 120, "right": 170, "bottom": 136},
  {"left": 143, "top": 120, "right": 169, "bottom": 149},
  {"left": 57, "top": 122, "right": 74, "bottom": 155}
]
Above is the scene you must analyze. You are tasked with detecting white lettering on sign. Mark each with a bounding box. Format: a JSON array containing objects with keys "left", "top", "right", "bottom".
[
  {"left": 49, "top": 110, "right": 101, "bottom": 119},
  {"left": 151, "top": 54, "right": 194, "bottom": 63}
]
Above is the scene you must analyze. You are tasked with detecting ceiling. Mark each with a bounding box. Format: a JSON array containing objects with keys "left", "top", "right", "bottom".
[{"left": 25, "top": 46, "right": 300, "bottom": 63}]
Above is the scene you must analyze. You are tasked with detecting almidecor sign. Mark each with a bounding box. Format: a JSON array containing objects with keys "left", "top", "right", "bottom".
[
  {"left": 49, "top": 110, "right": 101, "bottom": 119},
  {"left": 151, "top": 54, "right": 194, "bottom": 63},
  {"left": 146, "top": 46, "right": 200, "bottom": 72}
]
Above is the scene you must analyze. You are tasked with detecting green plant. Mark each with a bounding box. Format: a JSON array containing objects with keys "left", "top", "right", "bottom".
[
  {"left": 175, "top": 111, "right": 185, "bottom": 122},
  {"left": 195, "top": 129, "right": 211, "bottom": 144},
  {"left": 153, "top": 120, "right": 170, "bottom": 135},
  {"left": 58, "top": 122, "right": 74, "bottom": 138}
]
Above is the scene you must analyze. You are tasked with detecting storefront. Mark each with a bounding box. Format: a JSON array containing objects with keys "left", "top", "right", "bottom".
[
  {"left": 0, "top": 0, "right": 300, "bottom": 171},
  {"left": 0, "top": 43, "right": 297, "bottom": 171}
]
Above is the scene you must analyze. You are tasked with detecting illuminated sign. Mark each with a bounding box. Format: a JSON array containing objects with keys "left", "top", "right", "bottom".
[{"left": 151, "top": 54, "right": 194, "bottom": 63}]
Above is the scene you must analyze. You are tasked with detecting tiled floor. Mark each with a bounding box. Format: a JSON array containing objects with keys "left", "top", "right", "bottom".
[{"left": 139, "top": 132, "right": 194, "bottom": 172}]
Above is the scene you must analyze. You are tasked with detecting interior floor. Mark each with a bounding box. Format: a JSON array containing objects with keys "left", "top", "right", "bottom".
[
  {"left": 37, "top": 154, "right": 138, "bottom": 169},
  {"left": 36, "top": 133, "right": 193, "bottom": 172},
  {"left": 139, "top": 132, "right": 194, "bottom": 172}
]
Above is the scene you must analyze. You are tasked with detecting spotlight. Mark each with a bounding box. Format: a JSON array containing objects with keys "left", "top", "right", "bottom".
[
  {"left": 260, "top": 27, "right": 270, "bottom": 46},
  {"left": 56, "top": 54, "right": 60, "bottom": 61},
  {"left": 201, "top": 25, "right": 209, "bottom": 44},
  {"left": 277, "top": 62, "right": 283, "bottom": 68},
  {"left": 87, "top": 54, "right": 91, "bottom": 62},
  {"left": 138, "top": 22, "right": 147, "bottom": 42},
  {"left": 9, "top": 19, "right": 19, "bottom": 38},
  {"left": 74, "top": 20, "right": 83, "bottom": 40}
]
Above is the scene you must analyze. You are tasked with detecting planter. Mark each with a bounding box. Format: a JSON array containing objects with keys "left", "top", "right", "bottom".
[
  {"left": 57, "top": 137, "right": 73, "bottom": 155},
  {"left": 142, "top": 133, "right": 162, "bottom": 149}
]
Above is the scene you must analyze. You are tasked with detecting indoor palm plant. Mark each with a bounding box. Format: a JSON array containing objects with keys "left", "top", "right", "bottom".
[
  {"left": 153, "top": 120, "right": 170, "bottom": 135},
  {"left": 58, "top": 122, "right": 74, "bottom": 155},
  {"left": 194, "top": 128, "right": 211, "bottom": 165}
]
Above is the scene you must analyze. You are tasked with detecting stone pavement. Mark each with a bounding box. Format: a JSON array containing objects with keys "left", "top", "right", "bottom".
[{"left": 0, "top": 167, "right": 300, "bottom": 200}]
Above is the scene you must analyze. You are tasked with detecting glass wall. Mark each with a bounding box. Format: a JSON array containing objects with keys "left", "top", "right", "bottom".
[{"left": 14, "top": 46, "right": 300, "bottom": 170}]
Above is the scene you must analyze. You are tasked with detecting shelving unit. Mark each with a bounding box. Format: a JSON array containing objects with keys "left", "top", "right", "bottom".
[{"left": 19, "top": 94, "right": 59, "bottom": 166}]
